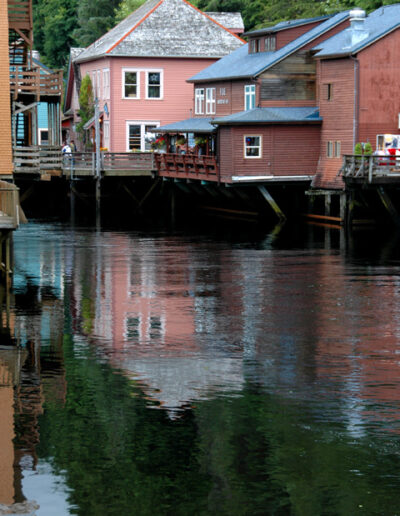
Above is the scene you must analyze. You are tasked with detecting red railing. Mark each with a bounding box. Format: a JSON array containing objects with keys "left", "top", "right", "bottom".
[{"left": 155, "top": 153, "right": 219, "bottom": 180}]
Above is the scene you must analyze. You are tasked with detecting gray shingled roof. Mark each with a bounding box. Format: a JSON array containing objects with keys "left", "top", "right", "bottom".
[
  {"left": 243, "top": 15, "right": 330, "bottom": 37},
  {"left": 207, "top": 12, "right": 244, "bottom": 31},
  {"left": 189, "top": 10, "right": 350, "bottom": 82},
  {"left": 314, "top": 5, "right": 400, "bottom": 57},
  {"left": 75, "top": 0, "right": 243, "bottom": 63},
  {"left": 152, "top": 117, "right": 216, "bottom": 133},
  {"left": 213, "top": 107, "right": 322, "bottom": 125}
]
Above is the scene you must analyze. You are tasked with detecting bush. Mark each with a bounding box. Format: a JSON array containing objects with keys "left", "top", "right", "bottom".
[
  {"left": 354, "top": 143, "right": 363, "bottom": 155},
  {"left": 364, "top": 142, "right": 373, "bottom": 155}
]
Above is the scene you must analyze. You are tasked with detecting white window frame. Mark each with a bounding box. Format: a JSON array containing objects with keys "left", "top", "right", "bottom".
[
  {"left": 195, "top": 88, "right": 205, "bottom": 114},
  {"left": 206, "top": 87, "right": 216, "bottom": 114},
  {"left": 264, "top": 36, "right": 276, "bottom": 51},
  {"left": 334, "top": 141, "right": 341, "bottom": 158},
  {"left": 145, "top": 70, "right": 163, "bottom": 100},
  {"left": 123, "top": 69, "right": 140, "bottom": 99},
  {"left": 126, "top": 121, "right": 160, "bottom": 152},
  {"left": 244, "top": 135, "right": 262, "bottom": 159},
  {"left": 97, "top": 70, "right": 101, "bottom": 99},
  {"left": 103, "top": 69, "right": 110, "bottom": 99},
  {"left": 244, "top": 84, "right": 256, "bottom": 111},
  {"left": 92, "top": 72, "right": 96, "bottom": 98},
  {"left": 103, "top": 120, "right": 110, "bottom": 150},
  {"left": 327, "top": 140, "right": 334, "bottom": 158}
]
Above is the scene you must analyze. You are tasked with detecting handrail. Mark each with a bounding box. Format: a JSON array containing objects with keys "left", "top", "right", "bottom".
[
  {"left": 0, "top": 180, "right": 19, "bottom": 229},
  {"left": 340, "top": 154, "right": 400, "bottom": 183},
  {"left": 154, "top": 152, "right": 218, "bottom": 178},
  {"left": 10, "top": 67, "right": 63, "bottom": 98}
]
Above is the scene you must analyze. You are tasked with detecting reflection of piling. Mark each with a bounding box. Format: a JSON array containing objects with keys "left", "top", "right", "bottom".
[{"left": 0, "top": 231, "right": 13, "bottom": 287}]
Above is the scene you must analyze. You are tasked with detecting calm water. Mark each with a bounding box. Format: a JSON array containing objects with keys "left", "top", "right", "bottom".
[{"left": 1, "top": 221, "right": 400, "bottom": 515}]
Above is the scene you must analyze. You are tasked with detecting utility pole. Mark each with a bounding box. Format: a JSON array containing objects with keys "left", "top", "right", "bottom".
[{"left": 94, "top": 98, "right": 101, "bottom": 227}]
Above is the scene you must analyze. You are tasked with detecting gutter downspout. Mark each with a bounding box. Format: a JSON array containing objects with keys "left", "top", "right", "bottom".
[{"left": 351, "top": 55, "right": 359, "bottom": 149}]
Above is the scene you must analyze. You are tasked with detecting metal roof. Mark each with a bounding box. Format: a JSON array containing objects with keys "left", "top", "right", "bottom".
[
  {"left": 151, "top": 117, "right": 216, "bottom": 133},
  {"left": 243, "top": 15, "right": 331, "bottom": 37},
  {"left": 314, "top": 4, "right": 400, "bottom": 58},
  {"left": 212, "top": 107, "right": 322, "bottom": 125},
  {"left": 75, "top": 0, "right": 244, "bottom": 63},
  {"left": 189, "top": 10, "right": 350, "bottom": 82}
]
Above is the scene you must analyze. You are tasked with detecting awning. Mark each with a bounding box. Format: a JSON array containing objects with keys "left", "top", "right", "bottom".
[{"left": 83, "top": 112, "right": 103, "bottom": 130}]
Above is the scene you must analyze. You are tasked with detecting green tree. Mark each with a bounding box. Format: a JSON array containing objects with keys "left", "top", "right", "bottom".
[
  {"left": 114, "top": 0, "right": 146, "bottom": 23},
  {"left": 77, "top": 75, "right": 94, "bottom": 148},
  {"left": 33, "top": 0, "right": 78, "bottom": 69},
  {"left": 73, "top": 0, "right": 122, "bottom": 47}
]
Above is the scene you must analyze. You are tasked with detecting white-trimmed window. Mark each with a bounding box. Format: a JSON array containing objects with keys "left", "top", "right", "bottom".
[
  {"left": 97, "top": 70, "right": 101, "bottom": 98},
  {"left": 92, "top": 72, "right": 96, "bottom": 98},
  {"left": 103, "top": 120, "right": 110, "bottom": 150},
  {"left": 251, "top": 39, "right": 260, "bottom": 53},
  {"left": 206, "top": 87, "right": 216, "bottom": 114},
  {"left": 327, "top": 140, "right": 333, "bottom": 157},
  {"left": 244, "top": 84, "right": 256, "bottom": 111},
  {"left": 195, "top": 88, "right": 205, "bottom": 114},
  {"left": 244, "top": 135, "right": 262, "bottom": 158},
  {"left": 264, "top": 36, "right": 276, "bottom": 51},
  {"left": 126, "top": 121, "right": 160, "bottom": 152},
  {"left": 146, "top": 71, "right": 162, "bottom": 99},
  {"left": 103, "top": 69, "right": 110, "bottom": 99},
  {"left": 334, "top": 141, "right": 341, "bottom": 158},
  {"left": 123, "top": 70, "right": 139, "bottom": 98}
]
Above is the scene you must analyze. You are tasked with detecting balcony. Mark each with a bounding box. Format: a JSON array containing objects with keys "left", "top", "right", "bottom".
[
  {"left": 341, "top": 154, "right": 400, "bottom": 184},
  {"left": 0, "top": 181, "right": 19, "bottom": 230},
  {"left": 8, "top": 0, "right": 32, "bottom": 31},
  {"left": 154, "top": 153, "right": 219, "bottom": 181},
  {"left": 10, "top": 67, "right": 63, "bottom": 99}
]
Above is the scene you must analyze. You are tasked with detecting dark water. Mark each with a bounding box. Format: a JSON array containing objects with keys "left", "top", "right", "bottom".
[{"left": 1, "top": 221, "right": 400, "bottom": 515}]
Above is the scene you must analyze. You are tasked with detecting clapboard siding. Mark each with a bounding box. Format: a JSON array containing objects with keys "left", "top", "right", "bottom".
[
  {"left": 276, "top": 21, "right": 326, "bottom": 49},
  {"left": 314, "top": 58, "right": 354, "bottom": 189},
  {"left": 0, "top": 1, "right": 13, "bottom": 176},
  {"left": 219, "top": 124, "right": 320, "bottom": 182}
]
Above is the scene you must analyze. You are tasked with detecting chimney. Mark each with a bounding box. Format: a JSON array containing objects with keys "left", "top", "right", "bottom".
[{"left": 349, "top": 8, "right": 369, "bottom": 47}]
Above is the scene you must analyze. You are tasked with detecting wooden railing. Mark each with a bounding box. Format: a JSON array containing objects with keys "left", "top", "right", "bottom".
[
  {"left": 13, "top": 146, "right": 62, "bottom": 173},
  {"left": 8, "top": 0, "right": 32, "bottom": 30},
  {"left": 10, "top": 67, "right": 63, "bottom": 98},
  {"left": 102, "top": 152, "right": 155, "bottom": 171},
  {"left": 0, "top": 180, "right": 19, "bottom": 229},
  {"left": 340, "top": 154, "right": 400, "bottom": 183},
  {"left": 155, "top": 153, "right": 218, "bottom": 180}
]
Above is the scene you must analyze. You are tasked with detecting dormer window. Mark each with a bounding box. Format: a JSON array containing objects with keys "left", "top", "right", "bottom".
[
  {"left": 264, "top": 36, "right": 276, "bottom": 52},
  {"left": 251, "top": 39, "right": 260, "bottom": 53}
]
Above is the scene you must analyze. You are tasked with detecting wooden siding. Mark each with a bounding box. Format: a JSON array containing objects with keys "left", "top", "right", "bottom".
[
  {"left": 80, "top": 57, "right": 216, "bottom": 152},
  {"left": 276, "top": 21, "right": 324, "bottom": 50},
  {"left": 357, "top": 27, "right": 400, "bottom": 146},
  {"left": 193, "top": 79, "right": 252, "bottom": 116},
  {"left": 218, "top": 124, "right": 320, "bottom": 182},
  {"left": 314, "top": 58, "right": 355, "bottom": 189},
  {"left": 0, "top": 1, "right": 13, "bottom": 176}
]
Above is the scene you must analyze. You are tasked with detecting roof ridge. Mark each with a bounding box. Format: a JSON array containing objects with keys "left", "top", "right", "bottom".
[
  {"left": 106, "top": 0, "right": 165, "bottom": 54},
  {"left": 181, "top": 0, "right": 245, "bottom": 43}
]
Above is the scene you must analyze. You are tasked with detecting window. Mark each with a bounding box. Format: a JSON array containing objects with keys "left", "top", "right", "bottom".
[
  {"left": 220, "top": 87, "right": 226, "bottom": 96},
  {"left": 206, "top": 87, "right": 216, "bottom": 114},
  {"left": 147, "top": 71, "right": 162, "bottom": 99},
  {"left": 39, "top": 129, "right": 49, "bottom": 145},
  {"left": 97, "top": 70, "right": 101, "bottom": 98},
  {"left": 244, "top": 84, "right": 256, "bottom": 111},
  {"left": 327, "top": 141, "right": 333, "bottom": 157},
  {"left": 264, "top": 36, "right": 276, "bottom": 51},
  {"left": 103, "top": 121, "right": 110, "bottom": 150},
  {"left": 195, "top": 88, "right": 205, "bottom": 114},
  {"left": 334, "top": 141, "right": 341, "bottom": 158},
  {"left": 124, "top": 71, "right": 139, "bottom": 98},
  {"left": 244, "top": 135, "right": 261, "bottom": 158},
  {"left": 103, "top": 69, "right": 110, "bottom": 99},
  {"left": 92, "top": 72, "right": 96, "bottom": 98},
  {"left": 126, "top": 121, "right": 160, "bottom": 152},
  {"left": 251, "top": 39, "right": 260, "bottom": 53},
  {"left": 324, "top": 83, "right": 333, "bottom": 101}
]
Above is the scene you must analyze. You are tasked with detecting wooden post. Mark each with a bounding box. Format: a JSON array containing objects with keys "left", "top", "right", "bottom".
[
  {"left": 258, "top": 185, "right": 286, "bottom": 222},
  {"left": 324, "top": 193, "right": 331, "bottom": 217}
]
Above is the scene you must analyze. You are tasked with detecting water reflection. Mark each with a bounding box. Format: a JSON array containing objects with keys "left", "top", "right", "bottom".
[{"left": 1, "top": 222, "right": 400, "bottom": 514}]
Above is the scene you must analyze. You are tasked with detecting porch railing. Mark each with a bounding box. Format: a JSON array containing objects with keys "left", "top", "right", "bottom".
[
  {"left": 10, "top": 67, "right": 63, "bottom": 98},
  {"left": 340, "top": 154, "right": 400, "bottom": 183},
  {"left": 8, "top": 0, "right": 32, "bottom": 30},
  {"left": 0, "top": 180, "right": 19, "bottom": 229},
  {"left": 102, "top": 152, "right": 155, "bottom": 171},
  {"left": 13, "top": 146, "right": 62, "bottom": 173},
  {"left": 154, "top": 153, "right": 218, "bottom": 179}
]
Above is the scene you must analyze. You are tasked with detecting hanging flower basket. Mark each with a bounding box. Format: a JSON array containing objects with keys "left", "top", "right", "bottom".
[{"left": 195, "top": 136, "right": 206, "bottom": 146}]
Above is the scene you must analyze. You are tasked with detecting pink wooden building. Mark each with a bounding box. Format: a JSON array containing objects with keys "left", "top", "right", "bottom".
[{"left": 63, "top": 0, "right": 243, "bottom": 152}]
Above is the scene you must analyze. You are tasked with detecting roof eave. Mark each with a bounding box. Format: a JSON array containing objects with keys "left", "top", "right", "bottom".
[{"left": 212, "top": 119, "right": 323, "bottom": 126}]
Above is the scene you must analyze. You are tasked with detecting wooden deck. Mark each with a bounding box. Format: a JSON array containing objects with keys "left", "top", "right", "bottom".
[
  {"left": 13, "top": 148, "right": 156, "bottom": 177},
  {"left": 341, "top": 154, "right": 400, "bottom": 184}
]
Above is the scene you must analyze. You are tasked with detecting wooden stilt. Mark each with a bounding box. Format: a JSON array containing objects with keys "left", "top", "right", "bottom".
[
  {"left": 258, "top": 185, "right": 286, "bottom": 222},
  {"left": 377, "top": 186, "right": 400, "bottom": 227}
]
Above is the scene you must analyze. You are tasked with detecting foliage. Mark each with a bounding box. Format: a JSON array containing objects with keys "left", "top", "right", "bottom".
[
  {"left": 364, "top": 142, "right": 373, "bottom": 155},
  {"left": 354, "top": 143, "right": 363, "bottom": 155},
  {"left": 114, "top": 0, "right": 146, "bottom": 23},
  {"left": 33, "top": 0, "right": 78, "bottom": 69},
  {"left": 77, "top": 75, "right": 95, "bottom": 146},
  {"left": 73, "top": 0, "right": 122, "bottom": 47}
]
